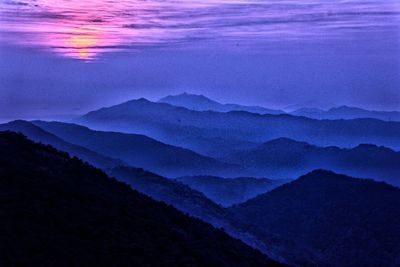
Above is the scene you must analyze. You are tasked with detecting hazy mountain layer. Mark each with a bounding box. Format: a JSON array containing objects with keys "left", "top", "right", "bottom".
[
  {"left": 78, "top": 98, "right": 400, "bottom": 157},
  {"left": 0, "top": 120, "right": 123, "bottom": 169},
  {"left": 223, "top": 138, "right": 400, "bottom": 186},
  {"left": 159, "top": 92, "right": 284, "bottom": 114},
  {"left": 32, "top": 120, "right": 246, "bottom": 178},
  {"left": 292, "top": 106, "right": 400, "bottom": 121},
  {"left": 176, "top": 175, "right": 288, "bottom": 207}
]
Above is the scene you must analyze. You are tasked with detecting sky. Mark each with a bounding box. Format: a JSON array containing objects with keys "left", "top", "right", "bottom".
[{"left": 0, "top": 0, "right": 399, "bottom": 120}]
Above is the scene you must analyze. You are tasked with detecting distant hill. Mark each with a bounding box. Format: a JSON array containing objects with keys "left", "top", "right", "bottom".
[
  {"left": 223, "top": 138, "right": 400, "bottom": 186},
  {"left": 77, "top": 98, "right": 400, "bottom": 157},
  {"left": 176, "top": 175, "right": 288, "bottom": 207},
  {"left": 158, "top": 92, "right": 284, "bottom": 115},
  {"left": 32, "top": 120, "right": 247, "bottom": 178},
  {"left": 292, "top": 105, "right": 400, "bottom": 121},
  {"left": 231, "top": 170, "right": 400, "bottom": 267},
  {"left": 0, "top": 131, "right": 280, "bottom": 266}
]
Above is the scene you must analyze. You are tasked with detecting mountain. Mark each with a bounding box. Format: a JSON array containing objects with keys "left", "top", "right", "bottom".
[
  {"left": 32, "top": 120, "right": 246, "bottom": 178},
  {"left": 158, "top": 92, "right": 284, "bottom": 115},
  {"left": 176, "top": 175, "right": 288, "bottom": 207},
  {"left": 0, "top": 131, "right": 281, "bottom": 266},
  {"left": 0, "top": 120, "right": 122, "bottom": 169},
  {"left": 292, "top": 105, "right": 400, "bottom": 121},
  {"left": 223, "top": 138, "right": 400, "bottom": 186},
  {"left": 0, "top": 121, "right": 271, "bottom": 253},
  {"left": 77, "top": 98, "right": 400, "bottom": 158},
  {"left": 231, "top": 170, "right": 400, "bottom": 267},
  {"left": 106, "top": 166, "right": 279, "bottom": 256},
  {"left": 107, "top": 166, "right": 230, "bottom": 226},
  {"left": 0, "top": 120, "right": 272, "bottom": 251}
]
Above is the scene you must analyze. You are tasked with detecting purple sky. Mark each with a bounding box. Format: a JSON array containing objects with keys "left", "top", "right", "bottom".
[{"left": 0, "top": 0, "right": 399, "bottom": 120}]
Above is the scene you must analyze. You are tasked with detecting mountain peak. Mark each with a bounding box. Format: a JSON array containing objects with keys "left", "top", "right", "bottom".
[
  {"left": 130, "top": 97, "right": 152, "bottom": 103},
  {"left": 159, "top": 92, "right": 218, "bottom": 105}
]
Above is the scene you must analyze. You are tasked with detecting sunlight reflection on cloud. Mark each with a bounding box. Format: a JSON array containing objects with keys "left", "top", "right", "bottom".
[{"left": 0, "top": 0, "right": 399, "bottom": 60}]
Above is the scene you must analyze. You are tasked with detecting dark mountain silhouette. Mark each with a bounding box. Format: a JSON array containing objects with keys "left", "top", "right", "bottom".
[
  {"left": 159, "top": 92, "right": 284, "bottom": 115},
  {"left": 223, "top": 138, "right": 400, "bottom": 186},
  {"left": 176, "top": 175, "right": 288, "bottom": 207},
  {"left": 292, "top": 105, "right": 400, "bottom": 121},
  {"left": 0, "top": 121, "right": 270, "bottom": 253},
  {"left": 231, "top": 170, "right": 400, "bottom": 267},
  {"left": 107, "top": 166, "right": 229, "bottom": 226},
  {"left": 0, "top": 120, "right": 270, "bottom": 250},
  {"left": 0, "top": 131, "right": 281, "bottom": 267},
  {"left": 106, "top": 166, "right": 279, "bottom": 256},
  {"left": 77, "top": 98, "right": 400, "bottom": 157},
  {"left": 32, "top": 120, "right": 246, "bottom": 178}
]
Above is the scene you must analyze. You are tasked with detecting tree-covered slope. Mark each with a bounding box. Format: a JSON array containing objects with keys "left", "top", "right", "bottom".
[
  {"left": 0, "top": 131, "right": 280, "bottom": 267},
  {"left": 231, "top": 170, "right": 400, "bottom": 267}
]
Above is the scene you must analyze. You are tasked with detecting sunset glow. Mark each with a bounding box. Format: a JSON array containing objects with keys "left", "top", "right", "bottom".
[
  {"left": 67, "top": 28, "right": 100, "bottom": 59},
  {"left": 1, "top": 0, "right": 399, "bottom": 60}
]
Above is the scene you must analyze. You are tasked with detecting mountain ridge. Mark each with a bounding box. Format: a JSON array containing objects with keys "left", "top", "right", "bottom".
[
  {"left": 77, "top": 98, "right": 400, "bottom": 156},
  {"left": 158, "top": 92, "right": 284, "bottom": 115},
  {"left": 223, "top": 137, "right": 400, "bottom": 185},
  {"left": 32, "top": 120, "right": 247, "bottom": 178},
  {"left": 292, "top": 105, "right": 400, "bottom": 121}
]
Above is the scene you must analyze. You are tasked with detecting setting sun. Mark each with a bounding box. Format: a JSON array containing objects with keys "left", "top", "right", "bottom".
[{"left": 68, "top": 28, "right": 100, "bottom": 59}]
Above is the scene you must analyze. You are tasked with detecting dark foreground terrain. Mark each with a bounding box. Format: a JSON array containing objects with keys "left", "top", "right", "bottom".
[
  {"left": 0, "top": 131, "right": 280, "bottom": 267},
  {"left": 231, "top": 170, "right": 400, "bottom": 266}
]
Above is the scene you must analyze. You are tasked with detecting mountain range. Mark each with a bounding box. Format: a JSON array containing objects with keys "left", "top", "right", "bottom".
[
  {"left": 6, "top": 120, "right": 246, "bottom": 178},
  {"left": 222, "top": 137, "right": 400, "bottom": 186},
  {"left": 159, "top": 93, "right": 400, "bottom": 122},
  {"left": 0, "top": 120, "right": 122, "bottom": 169},
  {"left": 3, "top": 119, "right": 399, "bottom": 189},
  {"left": 0, "top": 123, "right": 283, "bottom": 256},
  {"left": 0, "top": 131, "right": 280, "bottom": 266},
  {"left": 3, "top": 93, "right": 400, "bottom": 266},
  {"left": 0, "top": 121, "right": 245, "bottom": 225},
  {"left": 292, "top": 106, "right": 400, "bottom": 121},
  {"left": 77, "top": 98, "right": 400, "bottom": 157},
  {"left": 3, "top": 129, "right": 400, "bottom": 266}
]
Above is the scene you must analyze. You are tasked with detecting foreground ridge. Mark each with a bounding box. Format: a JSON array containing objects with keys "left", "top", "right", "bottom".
[{"left": 0, "top": 131, "right": 281, "bottom": 267}]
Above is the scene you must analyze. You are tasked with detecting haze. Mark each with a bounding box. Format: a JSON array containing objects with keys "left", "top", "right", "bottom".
[{"left": 0, "top": 0, "right": 399, "bottom": 120}]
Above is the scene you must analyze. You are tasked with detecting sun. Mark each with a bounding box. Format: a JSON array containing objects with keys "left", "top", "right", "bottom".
[{"left": 67, "top": 27, "right": 101, "bottom": 60}]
